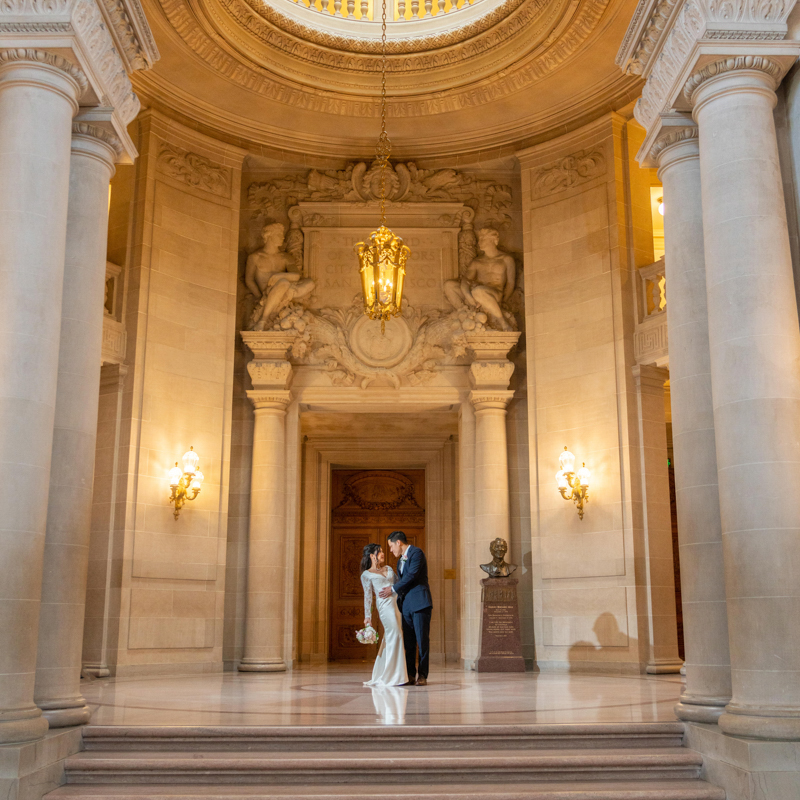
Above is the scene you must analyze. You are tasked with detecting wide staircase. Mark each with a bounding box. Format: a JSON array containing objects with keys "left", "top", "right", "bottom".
[{"left": 46, "top": 722, "right": 725, "bottom": 800}]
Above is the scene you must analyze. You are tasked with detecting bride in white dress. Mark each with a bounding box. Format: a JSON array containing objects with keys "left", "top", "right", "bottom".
[{"left": 360, "top": 544, "right": 409, "bottom": 687}]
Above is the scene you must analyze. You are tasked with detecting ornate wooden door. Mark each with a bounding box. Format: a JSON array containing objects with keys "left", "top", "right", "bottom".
[{"left": 328, "top": 469, "right": 425, "bottom": 661}]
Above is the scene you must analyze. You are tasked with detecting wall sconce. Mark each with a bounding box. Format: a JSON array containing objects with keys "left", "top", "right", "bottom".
[
  {"left": 555, "top": 446, "right": 591, "bottom": 520},
  {"left": 657, "top": 196, "right": 664, "bottom": 216},
  {"left": 169, "top": 446, "right": 204, "bottom": 519}
]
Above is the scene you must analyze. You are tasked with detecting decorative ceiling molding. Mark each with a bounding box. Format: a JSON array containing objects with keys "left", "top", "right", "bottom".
[
  {"left": 98, "top": 0, "right": 160, "bottom": 71},
  {"left": 157, "top": 0, "right": 612, "bottom": 114},
  {"left": 240, "top": 0, "right": 528, "bottom": 55}
]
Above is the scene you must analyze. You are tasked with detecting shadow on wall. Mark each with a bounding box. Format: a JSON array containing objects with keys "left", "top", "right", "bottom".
[{"left": 567, "top": 612, "right": 636, "bottom": 673}]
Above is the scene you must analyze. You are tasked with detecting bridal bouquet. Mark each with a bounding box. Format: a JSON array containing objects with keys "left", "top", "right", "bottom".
[{"left": 356, "top": 625, "right": 379, "bottom": 645}]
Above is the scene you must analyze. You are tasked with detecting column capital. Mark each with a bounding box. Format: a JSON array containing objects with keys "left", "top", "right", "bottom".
[
  {"left": 470, "top": 390, "right": 514, "bottom": 412},
  {"left": 652, "top": 125, "right": 699, "bottom": 174},
  {"left": 71, "top": 121, "right": 122, "bottom": 171},
  {"left": 0, "top": 48, "right": 87, "bottom": 107},
  {"left": 684, "top": 55, "right": 784, "bottom": 108},
  {"left": 632, "top": 364, "right": 669, "bottom": 393},
  {"left": 247, "top": 389, "right": 292, "bottom": 411}
]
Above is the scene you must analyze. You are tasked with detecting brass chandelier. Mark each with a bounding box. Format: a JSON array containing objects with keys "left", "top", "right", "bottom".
[{"left": 354, "top": 0, "right": 410, "bottom": 333}]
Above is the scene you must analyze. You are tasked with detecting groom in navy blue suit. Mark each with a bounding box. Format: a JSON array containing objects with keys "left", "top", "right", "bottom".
[{"left": 380, "top": 530, "right": 433, "bottom": 686}]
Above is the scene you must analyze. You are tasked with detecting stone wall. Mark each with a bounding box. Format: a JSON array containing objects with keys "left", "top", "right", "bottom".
[
  {"left": 84, "top": 110, "right": 246, "bottom": 676},
  {"left": 519, "top": 114, "right": 678, "bottom": 673}
]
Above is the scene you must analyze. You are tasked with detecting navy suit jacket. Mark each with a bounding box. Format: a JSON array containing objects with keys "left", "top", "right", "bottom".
[{"left": 393, "top": 545, "right": 433, "bottom": 613}]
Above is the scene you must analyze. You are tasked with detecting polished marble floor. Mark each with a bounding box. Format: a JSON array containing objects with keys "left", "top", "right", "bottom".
[{"left": 81, "top": 666, "right": 684, "bottom": 727}]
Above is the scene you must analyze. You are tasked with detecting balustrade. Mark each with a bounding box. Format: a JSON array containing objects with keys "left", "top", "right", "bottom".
[
  {"left": 634, "top": 256, "right": 669, "bottom": 366},
  {"left": 285, "top": 0, "right": 479, "bottom": 22}
]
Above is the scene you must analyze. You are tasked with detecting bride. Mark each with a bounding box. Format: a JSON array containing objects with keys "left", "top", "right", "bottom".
[{"left": 360, "top": 544, "right": 409, "bottom": 687}]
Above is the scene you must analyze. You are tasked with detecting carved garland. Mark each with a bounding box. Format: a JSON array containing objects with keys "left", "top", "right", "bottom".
[
  {"left": 156, "top": 142, "right": 232, "bottom": 198},
  {"left": 530, "top": 149, "right": 607, "bottom": 198}
]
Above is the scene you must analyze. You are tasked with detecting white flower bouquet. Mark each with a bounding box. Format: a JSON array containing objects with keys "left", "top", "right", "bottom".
[{"left": 356, "top": 625, "right": 379, "bottom": 645}]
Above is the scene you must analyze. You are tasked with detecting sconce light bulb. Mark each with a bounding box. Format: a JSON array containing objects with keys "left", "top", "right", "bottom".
[
  {"left": 168, "top": 462, "right": 182, "bottom": 488},
  {"left": 657, "top": 198, "right": 664, "bottom": 216},
  {"left": 182, "top": 446, "right": 200, "bottom": 475}
]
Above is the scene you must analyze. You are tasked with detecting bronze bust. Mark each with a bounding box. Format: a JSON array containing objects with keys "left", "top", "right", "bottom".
[{"left": 480, "top": 537, "right": 517, "bottom": 578}]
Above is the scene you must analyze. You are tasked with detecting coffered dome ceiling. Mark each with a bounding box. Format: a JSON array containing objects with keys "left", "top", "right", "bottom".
[{"left": 134, "top": 0, "right": 642, "bottom": 161}]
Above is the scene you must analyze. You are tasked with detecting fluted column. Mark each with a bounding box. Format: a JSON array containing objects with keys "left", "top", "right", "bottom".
[
  {"left": 688, "top": 56, "right": 800, "bottom": 740},
  {"left": 33, "top": 123, "right": 120, "bottom": 727},
  {"left": 0, "top": 50, "right": 86, "bottom": 745},
  {"left": 654, "top": 126, "right": 732, "bottom": 723},
  {"left": 240, "top": 391, "right": 290, "bottom": 672}
]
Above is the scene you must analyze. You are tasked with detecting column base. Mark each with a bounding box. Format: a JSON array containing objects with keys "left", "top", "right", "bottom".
[
  {"left": 40, "top": 701, "right": 91, "bottom": 728},
  {"left": 239, "top": 659, "right": 287, "bottom": 673},
  {"left": 675, "top": 692, "right": 727, "bottom": 724},
  {"left": 720, "top": 705, "right": 800, "bottom": 741},
  {"left": 0, "top": 708, "right": 49, "bottom": 744},
  {"left": 646, "top": 659, "right": 684, "bottom": 674},
  {"left": 81, "top": 663, "right": 111, "bottom": 679}
]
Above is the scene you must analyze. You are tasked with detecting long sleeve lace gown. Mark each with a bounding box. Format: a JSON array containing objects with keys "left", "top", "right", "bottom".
[{"left": 361, "top": 567, "right": 408, "bottom": 687}]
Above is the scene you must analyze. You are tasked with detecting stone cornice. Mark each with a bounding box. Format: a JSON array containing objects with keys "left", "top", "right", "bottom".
[
  {"left": 98, "top": 0, "right": 160, "bottom": 71},
  {"left": 683, "top": 54, "right": 783, "bottom": 101},
  {"left": 618, "top": 0, "right": 795, "bottom": 83},
  {"left": 0, "top": 47, "right": 89, "bottom": 95}
]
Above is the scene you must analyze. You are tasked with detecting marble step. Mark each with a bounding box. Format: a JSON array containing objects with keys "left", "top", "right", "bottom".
[
  {"left": 81, "top": 723, "right": 686, "bottom": 751},
  {"left": 64, "top": 748, "right": 703, "bottom": 785},
  {"left": 47, "top": 779, "right": 727, "bottom": 800}
]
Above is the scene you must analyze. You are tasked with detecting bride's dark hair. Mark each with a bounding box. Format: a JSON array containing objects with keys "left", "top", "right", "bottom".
[{"left": 361, "top": 543, "right": 381, "bottom": 573}]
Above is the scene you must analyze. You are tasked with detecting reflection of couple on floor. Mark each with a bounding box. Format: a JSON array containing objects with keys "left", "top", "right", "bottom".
[{"left": 360, "top": 531, "right": 433, "bottom": 688}]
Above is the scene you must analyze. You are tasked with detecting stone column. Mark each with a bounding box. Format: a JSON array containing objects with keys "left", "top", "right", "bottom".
[
  {"left": 239, "top": 332, "right": 296, "bottom": 672},
  {"left": 0, "top": 50, "right": 86, "bottom": 745},
  {"left": 33, "top": 123, "right": 120, "bottom": 727},
  {"left": 471, "top": 392, "right": 514, "bottom": 543},
  {"left": 688, "top": 57, "right": 800, "bottom": 740},
  {"left": 654, "top": 125, "right": 731, "bottom": 723},
  {"left": 467, "top": 333, "right": 520, "bottom": 557},
  {"left": 632, "top": 365, "right": 683, "bottom": 675}
]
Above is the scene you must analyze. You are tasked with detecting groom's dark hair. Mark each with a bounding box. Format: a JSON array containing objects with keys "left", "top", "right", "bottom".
[{"left": 388, "top": 530, "right": 407, "bottom": 544}]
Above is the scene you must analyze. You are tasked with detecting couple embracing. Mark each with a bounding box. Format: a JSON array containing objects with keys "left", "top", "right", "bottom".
[{"left": 360, "top": 531, "right": 432, "bottom": 687}]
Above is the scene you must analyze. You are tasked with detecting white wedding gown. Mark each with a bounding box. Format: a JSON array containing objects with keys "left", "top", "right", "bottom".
[{"left": 361, "top": 567, "right": 408, "bottom": 687}]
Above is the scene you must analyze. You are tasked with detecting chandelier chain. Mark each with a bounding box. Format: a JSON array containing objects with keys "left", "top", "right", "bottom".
[{"left": 377, "top": 0, "right": 391, "bottom": 224}]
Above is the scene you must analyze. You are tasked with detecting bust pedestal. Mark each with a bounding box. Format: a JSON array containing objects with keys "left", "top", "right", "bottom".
[{"left": 475, "top": 577, "right": 525, "bottom": 672}]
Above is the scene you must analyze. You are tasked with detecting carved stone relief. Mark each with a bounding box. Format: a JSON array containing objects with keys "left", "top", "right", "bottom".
[
  {"left": 530, "top": 149, "right": 607, "bottom": 198},
  {"left": 156, "top": 143, "right": 232, "bottom": 198},
  {"left": 249, "top": 161, "right": 513, "bottom": 230}
]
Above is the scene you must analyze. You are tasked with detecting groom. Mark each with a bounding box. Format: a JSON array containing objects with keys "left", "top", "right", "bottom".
[{"left": 380, "top": 531, "right": 433, "bottom": 686}]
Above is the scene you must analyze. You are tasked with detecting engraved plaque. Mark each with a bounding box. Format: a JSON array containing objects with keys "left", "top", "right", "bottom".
[{"left": 476, "top": 577, "right": 525, "bottom": 673}]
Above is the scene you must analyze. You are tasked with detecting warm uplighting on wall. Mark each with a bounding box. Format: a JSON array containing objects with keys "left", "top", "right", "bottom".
[
  {"left": 168, "top": 446, "right": 204, "bottom": 519},
  {"left": 657, "top": 196, "right": 664, "bottom": 216},
  {"left": 555, "top": 446, "right": 591, "bottom": 520}
]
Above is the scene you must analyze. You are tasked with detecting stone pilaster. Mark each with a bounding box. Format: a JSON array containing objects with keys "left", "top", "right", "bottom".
[{"left": 631, "top": 365, "right": 683, "bottom": 675}]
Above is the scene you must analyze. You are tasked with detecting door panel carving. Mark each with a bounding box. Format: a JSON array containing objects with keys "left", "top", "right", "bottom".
[{"left": 329, "top": 469, "right": 425, "bottom": 661}]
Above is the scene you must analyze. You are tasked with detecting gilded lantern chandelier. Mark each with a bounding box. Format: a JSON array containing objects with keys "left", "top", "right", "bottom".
[{"left": 354, "top": 0, "right": 410, "bottom": 333}]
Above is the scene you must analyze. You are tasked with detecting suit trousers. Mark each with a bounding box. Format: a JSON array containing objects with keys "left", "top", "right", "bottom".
[{"left": 401, "top": 606, "right": 432, "bottom": 680}]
